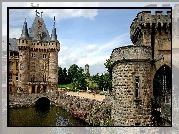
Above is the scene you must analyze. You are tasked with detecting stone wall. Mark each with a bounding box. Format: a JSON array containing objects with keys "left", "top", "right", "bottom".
[
  {"left": 111, "top": 62, "right": 153, "bottom": 126},
  {"left": 9, "top": 92, "right": 112, "bottom": 126},
  {"left": 110, "top": 45, "right": 152, "bottom": 65}
]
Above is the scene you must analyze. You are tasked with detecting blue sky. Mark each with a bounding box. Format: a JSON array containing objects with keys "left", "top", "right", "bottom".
[{"left": 4, "top": 2, "right": 174, "bottom": 75}]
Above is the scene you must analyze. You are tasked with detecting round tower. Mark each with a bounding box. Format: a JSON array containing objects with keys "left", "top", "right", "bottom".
[
  {"left": 110, "top": 46, "right": 153, "bottom": 126},
  {"left": 85, "top": 64, "right": 89, "bottom": 74},
  {"left": 18, "top": 18, "right": 31, "bottom": 92}
]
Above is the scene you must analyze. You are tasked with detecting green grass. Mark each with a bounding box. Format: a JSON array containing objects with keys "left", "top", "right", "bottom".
[
  {"left": 86, "top": 78, "right": 98, "bottom": 88},
  {"left": 58, "top": 78, "right": 99, "bottom": 91},
  {"left": 58, "top": 84, "right": 73, "bottom": 89}
]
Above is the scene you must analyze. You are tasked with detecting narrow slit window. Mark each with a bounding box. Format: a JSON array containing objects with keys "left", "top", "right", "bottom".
[{"left": 135, "top": 77, "right": 139, "bottom": 98}]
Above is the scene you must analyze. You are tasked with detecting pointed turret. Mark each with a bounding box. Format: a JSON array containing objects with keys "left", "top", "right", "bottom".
[
  {"left": 50, "top": 16, "right": 57, "bottom": 41},
  {"left": 20, "top": 17, "right": 29, "bottom": 39}
]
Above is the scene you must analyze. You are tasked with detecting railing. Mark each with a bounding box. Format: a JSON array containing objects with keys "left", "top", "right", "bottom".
[
  {"left": 28, "top": 81, "right": 50, "bottom": 85},
  {"left": 9, "top": 56, "right": 19, "bottom": 59}
]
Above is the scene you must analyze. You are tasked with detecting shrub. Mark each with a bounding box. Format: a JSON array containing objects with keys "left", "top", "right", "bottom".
[{"left": 99, "top": 91, "right": 106, "bottom": 95}]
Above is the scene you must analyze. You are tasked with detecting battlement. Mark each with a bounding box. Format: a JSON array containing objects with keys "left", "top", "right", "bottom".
[{"left": 130, "top": 11, "right": 171, "bottom": 46}]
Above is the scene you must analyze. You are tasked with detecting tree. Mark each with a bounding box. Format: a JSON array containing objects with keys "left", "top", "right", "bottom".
[
  {"left": 76, "top": 73, "right": 88, "bottom": 90},
  {"left": 68, "top": 64, "right": 80, "bottom": 83},
  {"left": 62, "top": 68, "right": 68, "bottom": 84},
  {"left": 104, "top": 59, "right": 112, "bottom": 91},
  {"left": 104, "top": 59, "right": 112, "bottom": 80},
  {"left": 58, "top": 66, "right": 63, "bottom": 84}
]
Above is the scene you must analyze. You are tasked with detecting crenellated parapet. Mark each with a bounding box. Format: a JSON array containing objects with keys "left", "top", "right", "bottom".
[{"left": 130, "top": 11, "right": 171, "bottom": 46}]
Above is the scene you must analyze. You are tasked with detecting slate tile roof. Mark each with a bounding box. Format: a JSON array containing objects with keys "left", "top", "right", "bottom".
[
  {"left": 29, "top": 16, "right": 50, "bottom": 42},
  {"left": 9, "top": 38, "right": 18, "bottom": 51}
]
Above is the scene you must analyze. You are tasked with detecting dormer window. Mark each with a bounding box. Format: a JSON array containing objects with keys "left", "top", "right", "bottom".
[{"left": 43, "top": 54, "right": 46, "bottom": 59}]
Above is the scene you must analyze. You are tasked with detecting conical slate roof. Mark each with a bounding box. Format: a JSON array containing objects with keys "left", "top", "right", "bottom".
[{"left": 29, "top": 16, "right": 50, "bottom": 42}]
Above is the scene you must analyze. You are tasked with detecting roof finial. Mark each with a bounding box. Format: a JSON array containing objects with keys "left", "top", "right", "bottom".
[
  {"left": 41, "top": 11, "right": 43, "bottom": 17},
  {"left": 25, "top": 14, "right": 26, "bottom": 22},
  {"left": 54, "top": 16, "right": 55, "bottom": 27}
]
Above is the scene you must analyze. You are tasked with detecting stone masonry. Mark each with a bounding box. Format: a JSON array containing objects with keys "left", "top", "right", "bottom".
[
  {"left": 110, "top": 10, "right": 171, "bottom": 126},
  {"left": 17, "top": 11, "right": 60, "bottom": 93}
]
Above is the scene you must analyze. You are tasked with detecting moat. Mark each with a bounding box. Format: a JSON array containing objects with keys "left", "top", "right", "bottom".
[{"left": 9, "top": 106, "right": 87, "bottom": 126}]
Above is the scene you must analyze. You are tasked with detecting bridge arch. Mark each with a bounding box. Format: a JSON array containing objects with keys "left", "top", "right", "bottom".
[{"left": 35, "top": 97, "right": 51, "bottom": 110}]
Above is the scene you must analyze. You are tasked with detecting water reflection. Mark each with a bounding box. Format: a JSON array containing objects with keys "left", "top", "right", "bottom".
[{"left": 9, "top": 106, "right": 87, "bottom": 126}]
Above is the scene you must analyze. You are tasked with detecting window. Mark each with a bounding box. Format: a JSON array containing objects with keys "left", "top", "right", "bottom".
[
  {"left": 22, "top": 40, "right": 24, "bottom": 43},
  {"left": 26, "top": 40, "right": 28, "bottom": 44},
  {"left": 43, "top": 62, "right": 46, "bottom": 70},
  {"left": 31, "top": 75, "right": 35, "bottom": 81},
  {"left": 135, "top": 77, "right": 139, "bottom": 98},
  {"left": 9, "top": 74, "right": 12, "bottom": 82},
  {"left": 10, "top": 52, "right": 13, "bottom": 57},
  {"left": 31, "top": 63, "right": 35, "bottom": 70},
  {"left": 43, "top": 54, "right": 46, "bottom": 59},
  {"left": 20, "top": 74, "right": 21, "bottom": 82},
  {"left": 43, "top": 75, "right": 46, "bottom": 81},
  {"left": 16, "top": 62, "right": 18, "bottom": 70},
  {"left": 16, "top": 74, "right": 18, "bottom": 81},
  {"left": 9, "top": 62, "right": 12, "bottom": 70},
  {"left": 31, "top": 53, "right": 35, "bottom": 58}
]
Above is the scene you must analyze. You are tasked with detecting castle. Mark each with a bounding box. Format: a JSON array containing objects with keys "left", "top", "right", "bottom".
[
  {"left": 9, "top": 10, "right": 60, "bottom": 93},
  {"left": 110, "top": 10, "right": 171, "bottom": 126}
]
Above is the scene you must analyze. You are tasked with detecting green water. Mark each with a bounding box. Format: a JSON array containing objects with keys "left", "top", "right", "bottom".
[{"left": 9, "top": 106, "right": 87, "bottom": 126}]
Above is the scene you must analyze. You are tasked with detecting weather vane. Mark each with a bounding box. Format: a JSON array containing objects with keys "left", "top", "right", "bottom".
[{"left": 35, "top": 9, "right": 40, "bottom": 17}]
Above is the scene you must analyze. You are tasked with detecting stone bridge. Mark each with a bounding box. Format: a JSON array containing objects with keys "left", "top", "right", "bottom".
[{"left": 9, "top": 91, "right": 64, "bottom": 108}]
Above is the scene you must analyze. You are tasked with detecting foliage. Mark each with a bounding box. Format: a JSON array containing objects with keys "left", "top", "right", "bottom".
[
  {"left": 58, "top": 66, "right": 69, "bottom": 84},
  {"left": 99, "top": 91, "right": 106, "bottom": 95},
  {"left": 104, "top": 120, "right": 114, "bottom": 126},
  {"left": 104, "top": 59, "right": 112, "bottom": 80}
]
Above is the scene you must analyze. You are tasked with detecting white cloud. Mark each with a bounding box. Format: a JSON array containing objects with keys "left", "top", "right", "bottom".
[
  {"left": 57, "top": 33, "right": 129, "bottom": 75},
  {"left": 9, "top": 28, "right": 22, "bottom": 39},
  {"left": 86, "top": 44, "right": 98, "bottom": 53},
  {"left": 7, "top": 2, "right": 99, "bottom": 21}
]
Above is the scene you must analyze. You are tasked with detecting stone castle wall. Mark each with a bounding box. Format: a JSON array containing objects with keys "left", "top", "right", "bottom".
[
  {"left": 111, "top": 9, "right": 171, "bottom": 126},
  {"left": 18, "top": 45, "right": 30, "bottom": 92},
  {"left": 130, "top": 11, "right": 171, "bottom": 47},
  {"left": 49, "top": 50, "right": 58, "bottom": 91},
  {"left": 110, "top": 46, "right": 153, "bottom": 126}
]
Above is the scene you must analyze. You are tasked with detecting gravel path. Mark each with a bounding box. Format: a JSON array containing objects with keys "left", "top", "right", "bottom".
[{"left": 63, "top": 91, "right": 105, "bottom": 101}]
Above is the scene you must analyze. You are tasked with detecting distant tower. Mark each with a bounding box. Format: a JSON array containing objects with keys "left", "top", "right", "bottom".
[{"left": 85, "top": 64, "right": 89, "bottom": 74}]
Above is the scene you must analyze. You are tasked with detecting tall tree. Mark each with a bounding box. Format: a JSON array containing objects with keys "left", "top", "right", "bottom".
[
  {"left": 104, "top": 59, "right": 112, "bottom": 80},
  {"left": 68, "top": 64, "right": 80, "bottom": 83},
  {"left": 62, "top": 68, "right": 68, "bottom": 84},
  {"left": 58, "top": 66, "right": 64, "bottom": 84}
]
